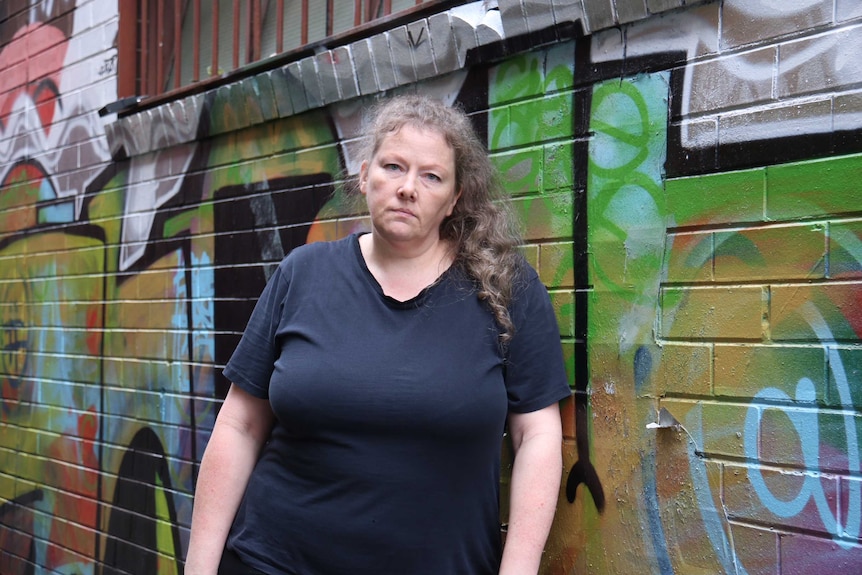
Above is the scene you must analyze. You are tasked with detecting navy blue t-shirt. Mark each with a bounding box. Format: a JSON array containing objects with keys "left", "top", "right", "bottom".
[{"left": 222, "top": 233, "right": 570, "bottom": 575}]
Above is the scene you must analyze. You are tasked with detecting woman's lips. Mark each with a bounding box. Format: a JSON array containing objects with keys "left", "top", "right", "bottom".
[{"left": 390, "top": 207, "right": 416, "bottom": 218}]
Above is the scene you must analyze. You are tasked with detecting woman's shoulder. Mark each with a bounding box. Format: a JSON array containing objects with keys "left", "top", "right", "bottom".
[
  {"left": 279, "top": 234, "right": 357, "bottom": 267},
  {"left": 511, "top": 253, "right": 541, "bottom": 289},
  {"left": 454, "top": 249, "right": 541, "bottom": 301},
  {"left": 507, "top": 255, "right": 553, "bottom": 319},
  {"left": 264, "top": 235, "right": 359, "bottom": 291}
]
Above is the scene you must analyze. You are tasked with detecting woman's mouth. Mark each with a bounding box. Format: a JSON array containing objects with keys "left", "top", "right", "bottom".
[{"left": 391, "top": 207, "right": 416, "bottom": 218}]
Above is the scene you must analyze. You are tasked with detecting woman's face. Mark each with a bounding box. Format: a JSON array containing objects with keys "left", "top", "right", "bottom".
[{"left": 360, "top": 124, "right": 460, "bottom": 249}]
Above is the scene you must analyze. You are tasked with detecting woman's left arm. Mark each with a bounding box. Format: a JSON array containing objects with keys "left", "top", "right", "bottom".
[{"left": 499, "top": 403, "right": 564, "bottom": 575}]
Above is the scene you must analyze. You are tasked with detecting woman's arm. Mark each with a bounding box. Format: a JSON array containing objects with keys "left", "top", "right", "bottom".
[
  {"left": 184, "top": 384, "right": 275, "bottom": 575},
  {"left": 499, "top": 403, "right": 564, "bottom": 575}
]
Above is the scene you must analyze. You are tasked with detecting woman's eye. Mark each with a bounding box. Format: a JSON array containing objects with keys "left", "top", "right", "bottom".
[
  {"left": 383, "top": 163, "right": 401, "bottom": 171},
  {"left": 425, "top": 173, "right": 441, "bottom": 182}
]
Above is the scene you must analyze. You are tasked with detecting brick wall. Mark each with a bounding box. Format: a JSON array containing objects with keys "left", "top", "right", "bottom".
[{"left": 2, "top": 0, "right": 861, "bottom": 573}]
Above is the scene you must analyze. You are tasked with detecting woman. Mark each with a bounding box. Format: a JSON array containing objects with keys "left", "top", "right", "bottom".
[{"left": 185, "top": 94, "right": 570, "bottom": 574}]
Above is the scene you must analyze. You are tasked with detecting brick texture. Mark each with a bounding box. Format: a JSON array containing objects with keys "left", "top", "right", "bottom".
[
  {"left": 661, "top": 286, "right": 764, "bottom": 341},
  {"left": 6, "top": 1, "right": 862, "bottom": 575},
  {"left": 721, "top": 0, "right": 832, "bottom": 50}
]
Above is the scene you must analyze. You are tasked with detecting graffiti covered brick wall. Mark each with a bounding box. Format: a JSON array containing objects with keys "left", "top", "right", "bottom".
[{"left": 2, "top": 0, "right": 862, "bottom": 573}]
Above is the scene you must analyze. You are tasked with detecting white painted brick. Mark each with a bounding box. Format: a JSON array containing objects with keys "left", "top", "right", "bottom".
[
  {"left": 332, "top": 46, "right": 359, "bottom": 101},
  {"left": 837, "top": 0, "right": 862, "bottom": 22},
  {"left": 684, "top": 48, "right": 776, "bottom": 116},
  {"left": 620, "top": 2, "right": 720, "bottom": 62},
  {"left": 349, "top": 38, "right": 379, "bottom": 96},
  {"left": 721, "top": 0, "right": 832, "bottom": 50},
  {"left": 718, "top": 97, "right": 833, "bottom": 145},
  {"left": 103, "top": 120, "right": 120, "bottom": 156},
  {"left": 72, "top": 0, "right": 95, "bottom": 32},
  {"left": 428, "top": 13, "right": 459, "bottom": 75},
  {"left": 66, "top": 22, "right": 114, "bottom": 66},
  {"left": 315, "top": 52, "right": 340, "bottom": 104},
  {"left": 834, "top": 89, "right": 862, "bottom": 132},
  {"left": 551, "top": 0, "right": 588, "bottom": 30},
  {"left": 522, "top": 0, "right": 557, "bottom": 33},
  {"left": 84, "top": 0, "right": 120, "bottom": 29},
  {"left": 583, "top": 0, "right": 617, "bottom": 30},
  {"left": 449, "top": 8, "right": 482, "bottom": 68},
  {"left": 778, "top": 25, "right": 862, "bottom": 98},
  {"left": 675, "top": 117, "right": 718, "bottom": 152},
  {"left": 591, "top": 27, "right": 624, "bottom": 62},
  {"left": 476, "top": 17, "right": 506, "bottom": 48},
  {"left": 388, "top": 27, "right": 419, "bottom": 86},
  {"left": 186, "top": 93, "right": 204, "bottom": 124},
  {"left": 285, "top": 62, "right": 309, "bottom": 113},
  {"left": 81, "top": 76, "right": 117, "bottom": 117},
  {"left": 300, "top": 57, "right": 323, "bottom": 109},
  {"left": 60, "top": 55, "right": 105, "bottom": 94},
  {"left": 498, "top": 0, "right": 530, "bottom": 37},
  {"left": 617, "top": 0, "right": 647, "bottom": 24},
  {"left": 108, "top": 120, "right": 129, "bottom": 157},
  {"left": 646, "top": 0, "right": 684, "bottom": 13},
  {"left": 407, "top": 20, "right": 436, "bottom": 80}
]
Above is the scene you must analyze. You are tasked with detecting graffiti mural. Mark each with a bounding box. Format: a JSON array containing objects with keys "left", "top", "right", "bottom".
[
  {"left": 0, "top": 2, "right": 340, "bottom": 573},
  {"left": 568, "top": 4, "right": 862, "bottom": 572},
  {"left": 1, "top": 0, "right": 113, "bottom": 572},
  {"left": 2, "top": 0, "right": 862, "bottom": 574}
]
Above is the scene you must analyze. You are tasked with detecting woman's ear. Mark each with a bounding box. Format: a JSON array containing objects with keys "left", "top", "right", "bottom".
[
  {"left": 359, "top": 161, "right": 368, "bottom": 195},
  {"left": 447, "top": 187, "right": 462, "bottom": 216}
]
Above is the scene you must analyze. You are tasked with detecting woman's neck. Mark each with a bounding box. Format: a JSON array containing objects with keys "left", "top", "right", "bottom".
[{"left": 359, "top": 232, "right": 455, "bottom": 301}]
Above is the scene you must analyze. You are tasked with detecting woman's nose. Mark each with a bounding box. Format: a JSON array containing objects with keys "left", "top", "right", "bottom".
[{"left": 397, "top": 173, "right": 417, "bottom": 199}]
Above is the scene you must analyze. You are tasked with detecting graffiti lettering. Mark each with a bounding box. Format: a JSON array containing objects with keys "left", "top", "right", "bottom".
[
  {"left": 98, "top": 53, "right": 117, "bottom": 76},
  {"left": 408, "top": 26, "right": 425, "bottom": 47},
  {"left": 744, "top": 304, "right": 861, "bottom": 545}
]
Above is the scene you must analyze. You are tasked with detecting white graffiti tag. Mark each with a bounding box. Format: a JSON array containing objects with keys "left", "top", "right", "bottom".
[{"left": 744, "top": 303, "right": 861, "bottom": 546}]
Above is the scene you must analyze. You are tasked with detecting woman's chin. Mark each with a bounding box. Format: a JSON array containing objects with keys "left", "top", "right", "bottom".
[{"left": 374, "top": 223, "right": 423, "bottom": 243}]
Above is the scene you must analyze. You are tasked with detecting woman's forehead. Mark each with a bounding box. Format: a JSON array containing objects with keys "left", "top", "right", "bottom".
[{"left": 376, "top": 122, "right": 455, "bottom": 154}]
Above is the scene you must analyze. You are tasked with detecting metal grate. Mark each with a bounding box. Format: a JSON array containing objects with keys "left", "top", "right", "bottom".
[{"left": 118, "top": 0, "right": 434, "bottom": 101}]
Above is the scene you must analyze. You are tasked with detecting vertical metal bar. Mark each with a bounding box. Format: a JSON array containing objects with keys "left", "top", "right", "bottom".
[
  {"left": 276, "top": 0, "right": 284, "bottom": 53},
  {"left": 116, "top": 0, "right": 138, "bottom": 97},
  {"left": 212, "top": 0, "right": 220, "bottom": 77},
  {"left": 174, "top": 0, "right": 182, "bottom": 89},
  {"left": 233, "top": 0, "right": 240, "bottom": 69},
  {"left": 354, "top": 0, "right": 362, "bottom": 27},
  {"left": 367, "top": 0, "right": 383, "bottom": 22},
  {"left": 251, "top": 0, "right": 261, "bottom": 62},
  {"left": 301, "top": 0, "right": 308, "bottom": 45},
  {"left": 141, "top": 0, "right": 149, "bottom": 93},
  {"left": 193, "top": 0, "right": 201, "bottom": 82},
  {"left": 326, "top": 0, "right": 333, "bottom": 37},
  {"left": 253, "top": 0, "right": 262, "bottom": 61},
  {"left": 384, "top": 0, "right": 391, "bottom": 17},
  {"left": 156, "top": 0, "right": 164, "bottom": 93},
  {"left": 244, "top": 0, "right": 252, "bottom": 64}
]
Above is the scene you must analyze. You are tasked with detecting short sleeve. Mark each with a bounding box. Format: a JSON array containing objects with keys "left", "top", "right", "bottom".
[
  {"left": 504, "top": 268, "right": 571, "bottom": 413},
  {"left": 223, "top": 263, "right": 291, "bottom": 399}
]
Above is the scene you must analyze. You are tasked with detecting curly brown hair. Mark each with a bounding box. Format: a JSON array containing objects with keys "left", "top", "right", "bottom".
[{"left": 356, "top": 94, "right": 525, "bottom": 343}]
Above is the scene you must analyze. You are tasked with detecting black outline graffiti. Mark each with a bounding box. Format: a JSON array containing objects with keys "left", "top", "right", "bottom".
[
  {"left": 0, "top": 490, "right": 42, "bottom": 575},
  {"left": 562, "top": 33, "right": 698, "bottom": 512},
  {"left": 565, "top": 37, "right": 605, "bottom": 511},
  {"left": 211, "top": 174, "right": 336, "bottom": 399},
  {"left": 98, "top": 54, "right": 117, "bottom": 76},
  {"left": 408, "top": 26, "right": 425, "bottom": 47},
  {"left": 102, "top": 427, "right": 182, "bottom": 575}
]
